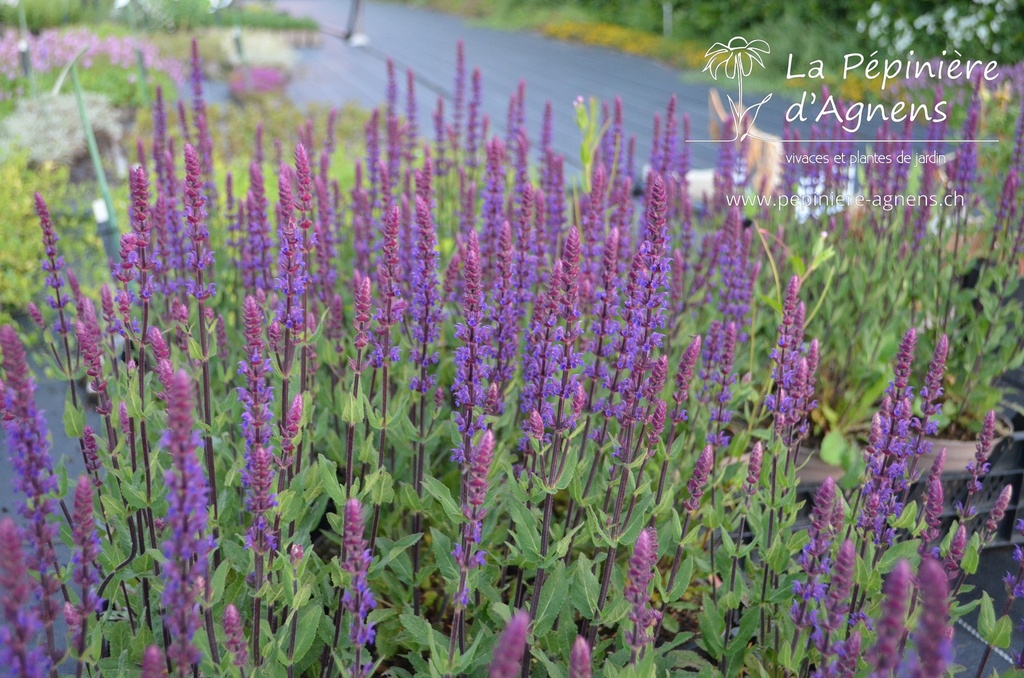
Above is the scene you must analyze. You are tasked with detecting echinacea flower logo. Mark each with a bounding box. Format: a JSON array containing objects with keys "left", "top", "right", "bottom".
[{"left": 702, "top": 36, "right": 774, "bottom": 141}]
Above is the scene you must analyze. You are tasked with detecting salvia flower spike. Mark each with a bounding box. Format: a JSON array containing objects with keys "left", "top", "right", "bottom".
[
  {"left": 342, "top": 498, "right": 376, "bottom": 678},
  {"left": 569, "top": 636, "right": 592, "bottom": 678},
  {"left": 625, "top": 527, "right": 660, "bottom": 661},
  {"left": 869, "top": 559, "right": 911, "bottom": 674},
  {"left": 160, "top": 369, "right": 213, "bottom": 674},
  {"left": 489, "top": 611, "right": 530, "bottom": 678}
]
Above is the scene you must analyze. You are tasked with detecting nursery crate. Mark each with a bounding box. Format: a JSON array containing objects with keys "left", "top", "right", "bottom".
[
  {"left": 934, "top": 432, "right": 1024, "bottom": 547},
  {"left": 789, "top": 433, "right": 1024, "bottom": 548}
]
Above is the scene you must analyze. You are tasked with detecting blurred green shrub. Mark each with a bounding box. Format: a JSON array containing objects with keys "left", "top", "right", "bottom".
[
  {"left": 0, "top": 152, "right": 106, "bottom": 328},
  {"left": 0, "top": 0, "right": 113, "bottom": 31},
  {"left": 130, "top": 0, "right": 318, "bottom": 31}
]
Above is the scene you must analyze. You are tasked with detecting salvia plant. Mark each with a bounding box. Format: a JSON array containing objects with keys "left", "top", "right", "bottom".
[{"left": 1, "top": 37, "right": 1024, "bottom": 678}]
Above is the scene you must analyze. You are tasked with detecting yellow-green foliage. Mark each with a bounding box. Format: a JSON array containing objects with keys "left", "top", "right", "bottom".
[
  {"left": 131, "top": 99, "right": 367, "bottom": 179},
  {"left": 540, "top": 20, "right": 703, "bottom": 69},
  {"left": 0, "top": 0, "right": 113, "bottom": 31},
  {"left": 0, "top": 153, "right": 106, "bottom": 327}
]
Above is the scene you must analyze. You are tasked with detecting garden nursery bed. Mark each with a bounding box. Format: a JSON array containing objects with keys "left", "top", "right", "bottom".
[{"left": 2, "top": 11, "right": 1024, "bottom": 678}]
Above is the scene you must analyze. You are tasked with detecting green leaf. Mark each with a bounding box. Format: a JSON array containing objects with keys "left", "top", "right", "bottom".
[
  {"left": 534, "top": 563, "right": 568, "bottom": 636},
  {"left": 400, "top": 612, "right": 442, "bottom": 652},
  {"left": 429, "top": 529, "right": 458, "bottom": 584},
  {"left": 187, "top": 336, "right": 204, "bottom": 362},
  {"left": 698, "top": 593, "right": 725, "bottom": 660},
  {"left": 961, "top": 532, "right": 981, "bottom": 575},
  {"left": 63, "top": 389, "right": 85, "bottom": 438},
  {"left": 363, "top": 391, "right": 381, "bottom": 429},
  {"left": 120, "top": 480, "right": 148, "bottom": 510},
  {"left": 818, "top": 431, "right": 847, "bottom": 467},
  {"left": 725, "top": 608, "right": 759, "bottom": 674},
  {"left": 209, "top": 558, "right": 232, "bottom": 605},
  {"left": 397, "top": 483, "right": 423, "bottom": 512},
  {"left": 788, "top": 254, "right": 807, "bottom": 278},
  {"left": 340, "top": 389, "right": 364, "bottom": 425},
  {"left": 291, "top": 605, "right": 322, "bottom": 663},
  {"left": 317, "top": 456, "right": 346, "bottom": 505},
  {"left": 570, "top": 555, "right": 600, "bottom": 617},
  {"left": 509, "top": 500, "right": 542, "bottom": 561},
  {"left": 363, "top": 466, "right": 395, "bottom": 505},
  {"left": 551, "top": 523, "right": 583, "bottom": 562},
  {"left": 891, "top": 501, "right": 918, "bottom": 531},
  {"left": 992, "top": 616, "right": 1014, "bottom": 650},
  {"left": 668, "top": 558, "right": 694, "bottom": 601},
  {"left": 535, "top": 650, "right": 568, "bottom": 678},
  {"left": 422, "top": 476, "right": 462, "bottom": 525},
  {"left": 878, "top": 539, "right": 919, "bottom": 573},
  {"left": 370, "top": 532, "right": 421, "bottom": 576},
  {"left": 979, "top": 592, "right": 1013, "bottom": 648}
]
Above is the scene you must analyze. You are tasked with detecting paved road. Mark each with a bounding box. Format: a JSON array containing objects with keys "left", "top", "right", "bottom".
[
  {"left": 275, "top": 0, "right": 792, "bottom": 173},
  {"left": 274, "top": 1, "right": 930, "bottom": 178}
]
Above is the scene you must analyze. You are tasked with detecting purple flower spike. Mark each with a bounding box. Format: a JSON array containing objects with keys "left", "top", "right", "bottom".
[
  {"left": 744, "top": 442, "right": 763, "bottom": 495},
  {"left": 372, "top": 204, "right": 406, "bottom": 369},
  {"left": 342, "top": 498, "right": 376, "bottom": 677},
  {"left": 353, "top": 276, "right": 373, "bottom": 355},
  {"left": 183, "top": 144, "right": 215, "bottom": 301},
  {"left": 243, "top": 445, "right": 277, "bottom": 556},
  {"left": 647, "top": 400, "right": 667, "bottom": 447},
  {"left": 77, "top": 299, "right": 112, "bottom": 417},
  {"left": 821, "top": 539, "right": 854, "bottom": 646},
  {"left": 451, "top": 231, "right": 492, "bottom": 461},
  {"left": 71, "top": 476, "right": 100, "bottom": 629},
  {"left": 527, "top": 410, "right": 545, "bottom": 441},
  {"left": 274, "top": 166, "right": 307, "bottom": 334},
  {"left": 684, "top": 446, "right": 713, "bottom": 512},
  {"left": 0, "top": 326, "right": 60, "bottom": 659},
  {"left": 912, "top": 556, "right": 950, "bottom": 678},
  {"left": 919, "top": 335, "right": 948, "bottom": 424},
  {"left": 238, "top": 295, "right": 273, "bottom": 457},
  {"left": 463, "top": 429, "right": 495, "bottom": 544},
  {"left": 223, "top": 604, "right": 248, "bottom": 668},
  {"left": 625, "top": 527, "right": 661, "bottom": 659},
  {"left": 569, "top": 636, "right": 592, "bottom": 678},
  {"left": 409, "top": 195, "right": 444, "bottom": 393},
  {"left": 671, "top": 335, "right": 702, "bottom": 423},
  {"left": 986, "top": 485, "right": 1014, "bottom": 535},
  {"left": 141, "top": 646, "right": 164, "bottom": 678},
  {"left": 892, "top": 328, "right": 917, "bottom": 394},
  {"left": 700, "top": 320, "right": 737, "bottom": 446},
  {"left": 943, "top": 524, "right": 967, "bottom": 580},
  {"left": 82, "top": 427, "right": 101, "bottom": 485},
  {"left": 490, "top": 220, "right": 521, "bottom": 388},
  {"left": 280, "top": 394, "right": 303, "bottom": 470},
  {"left": 0, "top": 518, "right": 46, "bottom": 677},
  {"left": 920, "top": 476, "right": 944, "bottom": 556},
  {"left": 489, "top": 611, "right": 530, "bottom": 678},
  {"left": 34, "top": 194, "right": 70, "bottom": 337},
  {"left": 869, "top": 560, "right": 911, "bottom": 674},
  {"left": 836, "top": 632, "right": 860, "bottom": 678},
  {"left": 453, "top": 430, "right": 496, "bottom": 606},
  {"left": 792, "top": 477, "right": 838, "bottom": 630},
  {"left": 161, "top": 369, "right": 212, "bottom": 672},
  {"left": 961, "top": 410, "right": 996, "bottom": 520}
]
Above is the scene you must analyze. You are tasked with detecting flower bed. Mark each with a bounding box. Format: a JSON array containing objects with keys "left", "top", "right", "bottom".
[{"left": 1, "top": 40, "right": 1023, "bottom": 677}]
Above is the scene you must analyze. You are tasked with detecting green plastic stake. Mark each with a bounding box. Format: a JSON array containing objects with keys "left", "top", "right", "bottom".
[
  {"left": 70, "top": 62, "right": 118, "bottom": 262},
  {"left": 127, "top": 0, "right": 150, "bottom": 106},
  {"left": 17, "top": 0, "right": 37, "bottom": 98}
]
